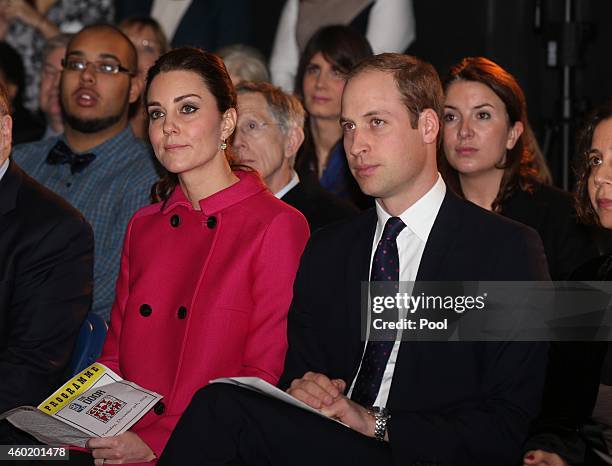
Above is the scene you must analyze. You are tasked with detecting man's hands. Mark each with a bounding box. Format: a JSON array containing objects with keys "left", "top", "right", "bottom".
[
  {"left": 287, "top": 371, "right": 346, "bottom": 408},
  {"left": 87, "top": 431, "right": 155, "bottom": 465},
  {"left": 287, "top": 372, "right": 380, "bottom": 439}
]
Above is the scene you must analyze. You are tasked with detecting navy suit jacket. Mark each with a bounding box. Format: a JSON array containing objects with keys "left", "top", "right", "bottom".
[
  {"left": 0, "top": 160, "right": 93, "bottom": 442},
  {"left": 279, "top": 189, "right": 550, "bottom": 466}
]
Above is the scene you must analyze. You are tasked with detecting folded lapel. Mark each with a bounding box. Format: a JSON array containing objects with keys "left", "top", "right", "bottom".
[
  {"left": 415, "top": 190, "right": 462, "bottom": 282},
  {"left": 346, "top": 209, "right": 378, "bottom": 377}
]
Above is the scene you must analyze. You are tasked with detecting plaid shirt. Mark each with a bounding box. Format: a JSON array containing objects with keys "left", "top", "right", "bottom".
[{"left": 12, "top": 127, "right": 160, "bottom": 320}]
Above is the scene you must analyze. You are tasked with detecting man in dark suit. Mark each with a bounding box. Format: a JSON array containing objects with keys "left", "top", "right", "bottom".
[
  {"left": 234, "top": 81, "right": 356, "bottom": 231},
  {"left": 0, "top": 82, "right": 93, "bottom": 444},
  {"left": 158, "top": 54, "right": 550, "bottom": 466}
]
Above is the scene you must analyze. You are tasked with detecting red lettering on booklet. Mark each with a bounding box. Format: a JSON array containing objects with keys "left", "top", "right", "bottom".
[{"left": 86, "top": 396, "right": 127, "bottom": 424}]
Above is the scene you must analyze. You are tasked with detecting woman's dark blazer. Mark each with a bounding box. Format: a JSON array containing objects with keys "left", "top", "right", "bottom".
[{"left": 500, "top": 184, "right": 598, "bottom": 280}]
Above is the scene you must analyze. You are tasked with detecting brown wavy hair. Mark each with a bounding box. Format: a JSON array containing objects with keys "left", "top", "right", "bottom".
[
  {"left": 574, "top": 100, "right": 612, "bottom": 225},
  {"left": 145, "top": 47, "right": 240, "bottom": 203},
  {"left": 438, "top": 57, "right": 551, "bottom": 212}
]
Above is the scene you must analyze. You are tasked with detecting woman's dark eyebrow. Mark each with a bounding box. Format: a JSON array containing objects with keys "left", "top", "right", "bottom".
[{"left": 174, "top": 94, "right": 201, "bottom": 103}]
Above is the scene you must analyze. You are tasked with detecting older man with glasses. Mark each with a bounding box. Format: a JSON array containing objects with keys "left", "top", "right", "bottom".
[
  {"left": 234, "top": 81, "right": 356, "bottom": 231},
  {"left": 12, "top": 24, "right": 159, "bottom": 321}
]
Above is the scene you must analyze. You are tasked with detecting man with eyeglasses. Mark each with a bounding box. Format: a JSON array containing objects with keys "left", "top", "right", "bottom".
[
  {"left": 234, "top": 81, "right": 356, "bottom": 231},
  {"left": 12, "top": 24, "right": 159, "bottom": 321}
]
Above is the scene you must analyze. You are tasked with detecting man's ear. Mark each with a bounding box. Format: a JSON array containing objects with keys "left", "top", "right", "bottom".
[
  {"left": 419, "top": 108, "right": 439, "bottom": 145},
  {"left": 0, "top": 114, "right": 13, "bottom": 161},
  {"left": 506, "top": 121, "right": 524, "bottom": 150},
  {"left": 283, "top": 126, "right": 304, "bottom": 160},
  {"left": 128, "top": 75, "right": 144, "bottom": 104},
  {"left": 221, "top": 108, "right": 237, "bottom": 141}
]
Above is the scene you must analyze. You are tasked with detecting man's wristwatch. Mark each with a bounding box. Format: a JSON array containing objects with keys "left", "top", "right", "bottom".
[{"left": 368, "top": 406, "right": 390, "bottom": 441}]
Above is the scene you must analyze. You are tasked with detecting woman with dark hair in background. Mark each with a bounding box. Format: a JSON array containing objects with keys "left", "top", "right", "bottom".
[
  {"left": 294, "top": 25, "right": 373, "bottom": 209},
  {"left": 75, "top": 47, "right": 309, "bottom": 465},
  {"left": 524, "top": 101, "right": 612, "bottom": 466},
  {"left": 440, "top": 56, "right": 596, "bottom": 279}
]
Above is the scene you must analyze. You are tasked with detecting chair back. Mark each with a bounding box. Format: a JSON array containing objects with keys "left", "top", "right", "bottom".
[{"left": 68, "top": 313, "right": 108, "bottom": 376}]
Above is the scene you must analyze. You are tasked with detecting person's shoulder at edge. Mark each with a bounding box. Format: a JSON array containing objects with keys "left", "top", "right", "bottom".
[
  {"left": 447, "top": 188, "right": 543, "bottom": 237},
  {"left": 452, "top": 191, "right": 551, "bottom": 280},
  {"left": 505, "top": 183, "right": 576, "bottom": 214},
  {"left": 303, "top": 205, "right": 377, "bottom": 247}
]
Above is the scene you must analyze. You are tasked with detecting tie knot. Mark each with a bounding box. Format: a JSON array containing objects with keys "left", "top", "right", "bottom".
[{"left": 382, "top": 216, "right": 405, "bottom": 242}]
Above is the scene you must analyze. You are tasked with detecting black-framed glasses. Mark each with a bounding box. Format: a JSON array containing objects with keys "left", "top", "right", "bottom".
[{"left": 61, "top": 58, "right": 133, "bottom": 76}]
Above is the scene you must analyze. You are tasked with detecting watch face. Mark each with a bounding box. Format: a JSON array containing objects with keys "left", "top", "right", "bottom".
[{"left": 371, "top": 406, "right": 389, "bottom": 417}]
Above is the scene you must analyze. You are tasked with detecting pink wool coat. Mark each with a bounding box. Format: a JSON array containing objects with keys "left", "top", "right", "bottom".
[{"left": 97, "top": 171, "right": 309, "bottom": 462}]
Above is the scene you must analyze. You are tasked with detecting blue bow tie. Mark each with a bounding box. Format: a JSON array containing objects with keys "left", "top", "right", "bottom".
[{"left": 46, "top": 140, "right": 96, "bottom": 174}]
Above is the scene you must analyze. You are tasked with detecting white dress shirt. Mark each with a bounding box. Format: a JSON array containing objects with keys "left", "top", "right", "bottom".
[
  {"left": 347, "top": 174, "right": 446, "bottom": 407},
  {"left": 274, "top": 170, "right": 300, "bottom": 199}
]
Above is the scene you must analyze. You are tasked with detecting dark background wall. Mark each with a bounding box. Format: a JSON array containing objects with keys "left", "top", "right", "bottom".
[
  {"left": 256, "top": 0, "right": 609, "bottom": 187},
  {"left": 405, "top": 0, "right": 611, "bottom": 187}
]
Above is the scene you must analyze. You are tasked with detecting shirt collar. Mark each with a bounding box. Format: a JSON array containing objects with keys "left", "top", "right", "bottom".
[
  {"left": 58, "top": 126, "right": 138, "bottom": 156},
  {"left": 0, "top": 157, "right": 9, "bottom": 182},
  {"left": 375, "top": 173, "right": 446, "bottom": 243},
  {"left": 161, "top": 170, "right": 267, "bottom": 215},
  {"left": 275, "top": 170, "right": 300, "bottom": 199}
]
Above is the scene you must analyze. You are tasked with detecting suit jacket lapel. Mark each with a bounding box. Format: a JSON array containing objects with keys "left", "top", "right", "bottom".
[
  {"left": 415, "top": 190, "right": 462, "bottom": 281},
  {"left": 389, "top": 191, "right": 464, "bottom": 407},
  {"left": 346, "top": 209, "right": 377, "bottom": 379}
]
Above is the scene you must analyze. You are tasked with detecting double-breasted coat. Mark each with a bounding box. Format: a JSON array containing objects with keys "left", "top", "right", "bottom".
[{"left": 97, "top": 171, "right": 309, "bottom": 462}]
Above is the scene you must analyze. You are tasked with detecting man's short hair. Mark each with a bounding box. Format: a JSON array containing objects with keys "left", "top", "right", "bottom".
[
  {"left": 236, "top": 81, "right": 305, "bottom": 133},
  {"left": 348, "top": 53, "right": 443, "bottom": 131},
  {"left": 0, "top": 82, "right": 9, "bottom": 115},
  {"left": 42, "top": 33, "right": 73, "bottom": 64}
]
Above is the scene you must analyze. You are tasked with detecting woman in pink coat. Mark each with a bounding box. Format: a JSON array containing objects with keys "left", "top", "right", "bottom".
[{"left": 81, "top": 48, "right": 310, "bottom": 465}]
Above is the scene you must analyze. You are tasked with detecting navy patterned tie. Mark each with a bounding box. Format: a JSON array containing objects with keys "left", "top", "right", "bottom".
[
  {"left": 351, "top": 216, "right": 406, "bottom": 407},
  {"left": 46, "top": 140, "right": 96, "bottom": 174}
]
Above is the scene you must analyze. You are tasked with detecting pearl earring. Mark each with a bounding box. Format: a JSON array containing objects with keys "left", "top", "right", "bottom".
[{"left": 219, "top": 140, "right": 227, "bottom": 150}]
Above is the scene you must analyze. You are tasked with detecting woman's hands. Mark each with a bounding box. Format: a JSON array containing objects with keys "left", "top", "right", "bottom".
[{"left": 88, "top": 431, "right": 156, "bottom": 465}]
